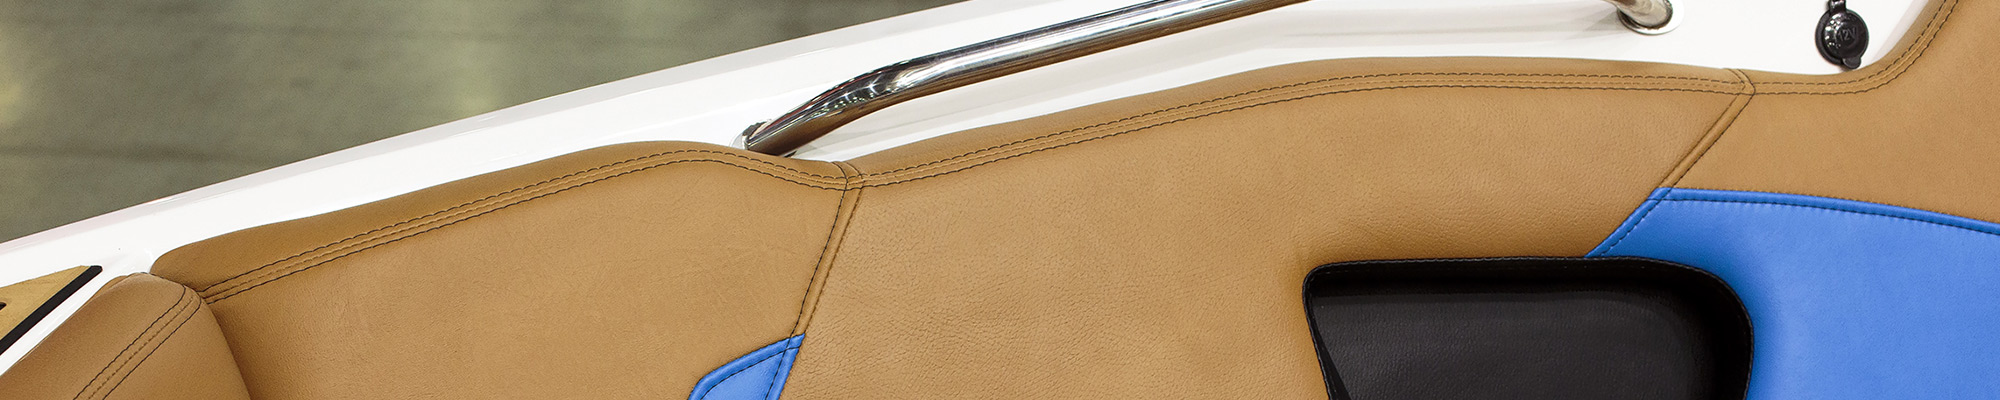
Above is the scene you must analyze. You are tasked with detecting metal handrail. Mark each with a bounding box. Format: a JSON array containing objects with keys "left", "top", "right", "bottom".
[{"left": 740, "top": 0, "right": 1676, "bottom": 156}]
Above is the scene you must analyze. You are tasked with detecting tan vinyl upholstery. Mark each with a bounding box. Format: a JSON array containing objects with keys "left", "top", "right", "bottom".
[
  {"left": 2, "top": 0, "right": 1991, "bottom": 398},
  {"left": 0, "top": 274, "right": 250, "bottom": 400},
  {"left": 152, "top": 145, "right": 847, "bottom": 398}
]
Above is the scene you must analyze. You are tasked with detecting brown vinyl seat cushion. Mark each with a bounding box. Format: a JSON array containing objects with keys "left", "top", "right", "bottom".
[{"left": 3, "top": 0, "right": 1994, "bottom": 398}]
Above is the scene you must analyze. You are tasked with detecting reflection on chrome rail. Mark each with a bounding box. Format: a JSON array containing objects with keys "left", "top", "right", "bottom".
[{"left": 740, "top": 0, "right": 1676, "bottom": 156}]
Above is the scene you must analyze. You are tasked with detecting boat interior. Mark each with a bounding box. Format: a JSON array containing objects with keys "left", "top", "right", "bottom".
[{"left": 0, "top": 0, "right": 1995, "bottom": 398}]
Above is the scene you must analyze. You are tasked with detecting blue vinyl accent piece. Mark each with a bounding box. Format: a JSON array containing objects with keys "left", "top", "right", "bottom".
[
  {"left": 1590, "top": 188, "right": 2000, "bottom": 399},
  {"left": 687, "top": 336, "right": 803, "bottom": 400}
]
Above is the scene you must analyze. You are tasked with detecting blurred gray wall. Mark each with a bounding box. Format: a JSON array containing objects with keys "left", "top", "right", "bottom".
[{"left": 0, "top": 0, "right": 960, "bottom": 242}]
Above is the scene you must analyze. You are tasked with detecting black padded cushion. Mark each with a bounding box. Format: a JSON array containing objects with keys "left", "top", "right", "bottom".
[{"left": 1302, "top": 257, "right": 1751, "bottom": 400}]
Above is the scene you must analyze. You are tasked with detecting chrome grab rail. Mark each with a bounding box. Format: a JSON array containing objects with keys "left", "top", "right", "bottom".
[{"left": 740, "top": 0, "right": 1676, "bottom": 156}]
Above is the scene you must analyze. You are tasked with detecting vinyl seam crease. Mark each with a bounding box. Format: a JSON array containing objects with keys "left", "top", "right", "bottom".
[
  {"left": 1660, "top": 69, "right": 1756, "bottom": 187},
  {"left": 205, "top": 158, "right": 840, "bottom": 302},
  {"left": 196, "top": 149, "right": 842, "bottom": 292},
  {"left": 792, "top": 162, "right": 862, "bottom": 335},
  {"left": 74, "top": 280, "right": 200, "bottom": 400}
]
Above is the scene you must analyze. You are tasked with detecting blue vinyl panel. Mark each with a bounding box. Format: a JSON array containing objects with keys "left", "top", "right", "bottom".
[
  {"left": 688, "top": 336, "right": 803, "bottom": 400},
  {"left": 1590, "top": 188, "right": 2000, "bottom": 399}
]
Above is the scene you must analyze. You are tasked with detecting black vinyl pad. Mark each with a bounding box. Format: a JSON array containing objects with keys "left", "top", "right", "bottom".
[{"left": 1302, "top": 258, "right": 1750, "bottom": 400}]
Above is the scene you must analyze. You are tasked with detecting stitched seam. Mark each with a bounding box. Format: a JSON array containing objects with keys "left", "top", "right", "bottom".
[
  {"left": 1669, "top": 186, "right": 1902, "bottom": 209},
  {"left": 1658, "top": 198, "right": 2000, "bottom": 237},
  {"left": 1599, "top": 199, "right": 1668, "bottom": 255},
  {"left": 861, "top": 84, "right": 1744, "bottom": 188},
  {"left": 696, "top": 351, "right": 786, "bottom": 400},
  {"left": 197, "top": 149, "right": 841, "bottom": 292},
  {"left": 205, "top": 160, "right": 663, "bottom": 295},
  {"left": 692, "top": 150, "right": 843, "bottom": 179},
  {"left": 96, "top": 295, "right": 201, "bottom": 400},
  {"left": 794, "top": 189, "right": 853, "bottom": 335},
  {"left": 1603, "top": 197, "right": 2000, "bottom": 254},
  {"left": 878, "top": 77, "right": 1737, "bottom": 179},
  {"left": 865, "top": 76, "right": 1737, "bottom": 177},
  {"left": 76, "top": 289, "right": 197, "bottom": 400},
  {"left": 205, "top": 159, "right": 840, "bottom": 302},
  {"left": 1666, "top": 70, "right": 1757, "bottom": 187},
  {"left": 792, "top": 163, "right": 856, "bottom": 334},
  {"left": 1759, "top": 16, "right": 1936, "bottom": 97},
  {"left": 72, "top": 283, "right": 188, "bottom": 400},
  {"left": 790, "top": 205, "right": 845, "bottom": 333},
  {"left": 762, "top": 348, "right": 789, "bottom": 400},
  {"left": 1758, "top": 0, "right": 1955, "bottom": 86},
  {"left": 1662, "top": 96, "right": 1745, "bottom": 186}
]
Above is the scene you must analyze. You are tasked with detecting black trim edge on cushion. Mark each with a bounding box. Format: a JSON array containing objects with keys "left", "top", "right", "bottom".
[
  {"left": 0, "top": 265, "right": 103, "bottom": 355},
  {"left": 1300, "top": 257, "right": 1752, "bottom": 400}
]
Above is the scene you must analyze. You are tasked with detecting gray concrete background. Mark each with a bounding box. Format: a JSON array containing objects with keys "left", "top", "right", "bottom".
[{"left": 0, "top": 0, "right": 959, "bottom": 242}]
